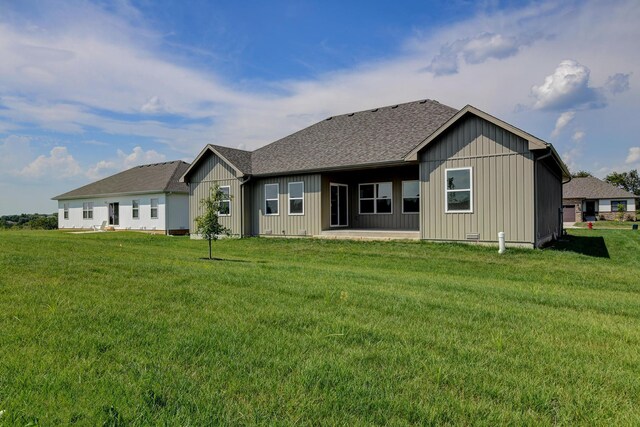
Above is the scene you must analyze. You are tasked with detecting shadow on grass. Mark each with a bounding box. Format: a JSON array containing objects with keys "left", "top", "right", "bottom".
[{"left": 548, "top": 235, "right": 610, "bottom": 258}]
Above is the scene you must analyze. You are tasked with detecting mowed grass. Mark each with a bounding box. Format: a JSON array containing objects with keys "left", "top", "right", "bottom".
[
  {"left": 574, "top": 220, "right": 639, "bottom": 229},
  {"left": 0, "top": 230, "right": 639, "bottom": 425}
]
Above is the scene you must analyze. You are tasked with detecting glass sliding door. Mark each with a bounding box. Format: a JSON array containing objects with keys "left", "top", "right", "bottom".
[{"left": 108, "top": 202, "right": 119, "bottom": 226}]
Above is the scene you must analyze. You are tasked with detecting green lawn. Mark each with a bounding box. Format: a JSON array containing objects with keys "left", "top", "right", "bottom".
[
  {"left": 1, "top": 230, "right": 639, "bottom": 425},
  {"left": 573, "top": 220, "right": 638, "bottom": 229}
]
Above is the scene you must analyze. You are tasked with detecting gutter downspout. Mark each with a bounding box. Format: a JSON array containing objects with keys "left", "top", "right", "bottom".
[{"left": 239, "top": 176, "right": 252, "bottom": 238}]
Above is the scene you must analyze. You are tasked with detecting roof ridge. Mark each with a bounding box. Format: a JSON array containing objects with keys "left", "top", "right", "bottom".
[{"left": 324, "top": 98, "right": 450, "bottom": 120}]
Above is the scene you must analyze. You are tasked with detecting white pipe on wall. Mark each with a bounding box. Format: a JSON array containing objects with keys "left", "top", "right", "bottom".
[{"left": 498, "top": 231, "right": 506, "bottom": 254}]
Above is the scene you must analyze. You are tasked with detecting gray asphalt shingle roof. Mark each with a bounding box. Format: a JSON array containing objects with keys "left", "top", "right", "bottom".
[
  {"left": 249, "top": 99, "right": 458, "bottom": 175},
  {"left": 209, "top": 144, "right": 252, "bottom": 174},
  {"left": 563, "top": 176, "right": 636, "bottom": 199},
  {"left": 53, "top": 161, "right": 190, "bottom": 200}
]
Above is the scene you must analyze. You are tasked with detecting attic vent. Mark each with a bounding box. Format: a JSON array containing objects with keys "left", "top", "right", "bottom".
[
  {"left": 326, "top": 116, "right": 333, "bottom": 120},
  {"left": 371, "top": 108, "right": 379, "bottom": 112},
  {"left": 348, "top": 113, "right": 355, "bottom": 117},
  {"left": 419, "top": 100, "right": 427, "bottom": 104},
  {"left": 391, "top": 105, "right": 398, "bottom": 109}
]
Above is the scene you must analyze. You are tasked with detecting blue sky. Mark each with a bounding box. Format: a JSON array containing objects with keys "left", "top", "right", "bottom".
[{"left": 0, "top": 0, "right": 638, "bottom": 214}]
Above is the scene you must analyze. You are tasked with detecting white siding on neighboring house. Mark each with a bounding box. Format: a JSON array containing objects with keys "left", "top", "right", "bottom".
[
  {"left": 57, "top": 193, "right": 186, "bottom": 232},
  {"left": 167, "top": 193, "right": 189, "bottom": 231},
  {"left": 599, "top": 198, "right": 636, "bottom": 212}
]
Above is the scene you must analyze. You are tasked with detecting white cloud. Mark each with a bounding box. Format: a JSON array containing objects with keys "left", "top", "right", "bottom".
[
  {"left": 86, "top": 146, "right": 167, "bottom": 179},
  {"left": 626, "top": 147, "right": 640, "bottom": 164},
  {"left": 604, "top": 73, "right": 631, "bottom": 95},
  {"left": 19, "top": 146, "right": 82, "bottom": 178},
  {"left": 426, "top": 32, "right": 538, "bottom": 76},
  {"left": 551, "top": 111, "right": 575, "bottom": 137},
  {"left": 572, "top": 130, "right": 586, "bottom": 142},
  {"left": 140, "top": 96, "right": 168, "bottom": 114},
  {"left": 530, "top": 60, "right": 606, "bottom": 111}
]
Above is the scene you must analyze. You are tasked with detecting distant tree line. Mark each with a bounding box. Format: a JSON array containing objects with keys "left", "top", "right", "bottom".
[{"left": 0, "top": 213, "right": 58, "bottom": 230}]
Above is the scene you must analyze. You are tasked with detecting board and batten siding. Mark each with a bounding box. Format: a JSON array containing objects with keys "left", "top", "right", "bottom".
[
  {"left": 419, "top": 114, "right": 535, "bottom": 246},
  {"left": 251, "top": 174, "right": 322, "bottom": 236},
  {"left": 188, "top": 151, "right": 242, "bottom": 235},
  {"left": 320, "top": 166, "right": 420, "bottom": 230},
  {"left": 535, "top": 158, "right": 563, "bottom": 246}
]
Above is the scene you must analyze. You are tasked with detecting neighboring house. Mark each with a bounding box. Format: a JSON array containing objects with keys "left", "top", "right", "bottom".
[
  {"left": 181, "top": 100, "right": 570, "bottom": 248},
  {"left": 563, "top": 176, "right": 637, "bottom": 222},
  {"left": 53, "top": 161, "right": 191, "bottom": 234}
]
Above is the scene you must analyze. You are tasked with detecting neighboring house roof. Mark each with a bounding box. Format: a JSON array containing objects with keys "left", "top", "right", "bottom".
[
  {"left": 563, "top": 176, "right": 636, "bottom": 199},
  {"left": 53, "top": 161, "right": 190, "bottom": 200},
  {"left": 181, "top": 99, "right": 568, "bottom": 181}
]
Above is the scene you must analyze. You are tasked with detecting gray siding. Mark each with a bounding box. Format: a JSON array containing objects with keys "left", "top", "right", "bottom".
[
  {"left": 320, "top": 166, "right": 420, "bottom": 230},
  {"left": 188, "top": 151, "right": 243, "bottom": 235},
  {"left": 251, "top": 174, "right": 322, "bottom": 236},
  {"left": 419, "top": 115, "right": 535, "bottom": 245},
  {"left": 535, "top": 157, "right": 563, "bottom": 246}
]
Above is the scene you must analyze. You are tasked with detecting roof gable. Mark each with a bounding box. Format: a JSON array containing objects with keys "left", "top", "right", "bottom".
[
  {"left": 53, "top": 161, "right": 190, "bottom": 200},
  {"left": 180, "top": 144, "right": 251, "bottom": 182},
  {"left": 563, "top": 176, "right": 636, "bottom": 199}
]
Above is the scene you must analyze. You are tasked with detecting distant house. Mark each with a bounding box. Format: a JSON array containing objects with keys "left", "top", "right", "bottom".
[
  {"left": 563, "top": 176, "right": 637, "bottom": 222},
  {"left": 181, "top": 100, "right": 569, "bottom": 248},
  {"left": 53, "top": 161, "right": 190, "bottom": 234}
]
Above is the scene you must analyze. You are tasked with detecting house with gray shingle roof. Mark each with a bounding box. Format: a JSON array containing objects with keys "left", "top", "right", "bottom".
[
  {"left": 182, "top": 99, "right": 570, "bottom": 248},
  {"left": 52, "top": 161, "right": 190, "bottom": 234},
  {"left": 563, "top": 176, "right": 637, "bottom": 222}
]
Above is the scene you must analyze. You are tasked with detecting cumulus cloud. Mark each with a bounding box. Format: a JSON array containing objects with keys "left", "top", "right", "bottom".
[
  {"left": 530, "top": 60, "right": 606, "bottom": 111},
  {"left": 426, "top": 32, "right": 537, "bottom": 76},
  {"left": 626, "top": 147, "right": 640, "bottom": 164},
  {"left": 551, "top": 111, "right": 575, "bottom": 137},
  {"left": 86, "top": 146, "right": 167, "bottom": 179},
  {"left": 19, "top": 146, "right": 82, "bottom": 178}
]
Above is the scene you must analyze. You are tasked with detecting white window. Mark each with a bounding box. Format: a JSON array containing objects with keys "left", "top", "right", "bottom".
[
  {"left": 611, "top": 200, "right": 627, "bottom": 212},
  {"left": 359, "top": 182, "right": 392, "bottom": 214},
  {"left": 288, "top": 182, "right": 304, "bottom": 215},
  {"left": 150, "top": 198, "right": 158, "bottom": 219},
  {"left": 132, "top": 200, "right": 139, "bottom": 219},
  {"left": 445, "top": 167, "right": 472, "bottom": 213},
  {"left": 264, "top": 183, "right": 279, "bottom": 215},
  {"left": 82, "top": 202, "right": 93, "bottom": 220},
  {"left": 63, "top": 203, "right": 69, "bottom": 220},
  {"left": 219, "top": 186, "right": 231, "bottom": 216}
]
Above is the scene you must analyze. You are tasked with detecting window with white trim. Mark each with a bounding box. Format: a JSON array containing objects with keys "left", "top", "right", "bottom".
[
  {"left": 63, "top": 203, "right": 69, "bottom": 220},
  {"left": 82, "top": 202, "right": 93, "bottom": 219},
  {"left": 359, "top": 182, "right": 392, "bottom": 214},
  {"left": 264, "top": 183, "right": 279, "bottom": 215},
  {"left": 132, "top": 200, "right": 139, "bottom": 219},
  {"left": 219, "top": 186, "right": 231, "bottom": 216},
  {"left": 611, "top": 200, "right": 627, "bottom": 212},
  {"left": 150, "top": 198, "right": 159, "bottom": 219},
  {"left": 402, "top": 181, "right": 420, "bottom": 214},
  {"left": 288, "top": 182, "right": 304, "bottom": 215},
  {"left": 445, "top": 167, "right": 472, "bottom": 213}
]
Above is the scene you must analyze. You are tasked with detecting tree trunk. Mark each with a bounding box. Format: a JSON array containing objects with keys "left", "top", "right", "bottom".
[{"left": 208, "top": 238, "right": 212, "bottom": 259}]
